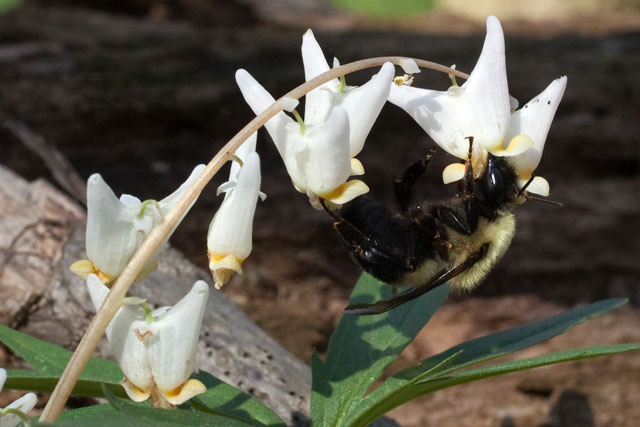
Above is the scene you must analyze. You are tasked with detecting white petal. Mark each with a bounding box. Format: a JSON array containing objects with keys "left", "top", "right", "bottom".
[
  {"left": 0, "top": 369, "right": 5, "bottom": 392},
  {"left": 229, "top": 132, "right": 258, "bottom": 182},
  {"left": 207, "top": 152, "right": 261, "bottom": 260},
  {"left": 6, "top": 392, "right": 37, "bottom": 414},
  {"left": 235, "top": 69, "right": 293, "bottom": 158},
  {"left": 301, "top": 29, "right": 339, "bottom": 125},
  {"left": 85, "top": 174, "right": 140, "bottom": 278},
  {"left": 86, "top": 275, "right": 153, "bottom": 393},
  {"left": 158, "top": 164, "right": 206, "bottom": 214},
  {"left": 442, "top": 163, "right": 466, "bottom": 184},
  {"left": 507, "top": 76, "right": 567, "bottom": 176},
  {"left": 340, "top": 62, "right": 394, "bottom": 156},
  {"left": 279, "top": 96, "right": 299, "bottom": 112},
  {"left": 0, "top": 392, "right": 37, "bottom": 427},
  {"left": 399, "top": 58, "right": 420, "bottom": 74},
  {"left": 388, "top": 15, "right": 510, "bottom": 159},
  {"left": 520, "top": 176, "right": 550, "bottom": 197},
  {"left": 145, "top": 281, "right": 209, "bottom": 392},
  {"left": 303, "top": 106, "right": 352, "bottom": 197},
  {"left": 323, "top": 179, "right": 369, "bottom": 205}
]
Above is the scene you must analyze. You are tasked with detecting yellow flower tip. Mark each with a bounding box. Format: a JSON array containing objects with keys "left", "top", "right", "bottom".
[
  {"left": 393, "top": 74, "right": 414, "bottom": 86},
  {"left": 161, "top": 379, "right": 207, "bottom": 406},
  {"left": 323, "top": 180, "right": 369, "bottom": 205},
  {"left": 350, "top": 158, "right": 365, "bottom": 176},
  {"left": 493, "top": 134, "right": 534, "bottom": 157},
  {"left": 442, "top": 163, "right": 465, "bottom": 184},
  {"left": 69, "top": 260, "right": 94, "bottom": 280},
  {"left": 525, "top": 176, "right": 550, "bottom": 197},
  {"left": 208, "top": 252, "right": 244, "bottom": 289},
  {"left": 121, "top": 378, "right": 151, "bottom": 403},
  {"left": 69, "top": 260, "right": 112, "bottom": 283}
]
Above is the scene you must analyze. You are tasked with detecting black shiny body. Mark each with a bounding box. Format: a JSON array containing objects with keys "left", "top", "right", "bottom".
[{"left": 326, "top": 141, "right": 524, "bottom": 315}]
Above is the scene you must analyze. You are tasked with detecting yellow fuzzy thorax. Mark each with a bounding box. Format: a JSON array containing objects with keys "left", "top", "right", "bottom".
[
  {"left": 398, "top": 211, "right": 516, "bottom": 291},
  {"left": 446, "top": 212, "right": 516, "bottom": 290}
]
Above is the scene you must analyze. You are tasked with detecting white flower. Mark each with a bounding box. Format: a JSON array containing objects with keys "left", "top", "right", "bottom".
[
  {"left": 302, "top": 30, "right": 395, "bottom": 158},
  {"left": 235, "top": 33, "right": 394, "bottom": 208},
  {"left": 70, "top": 164, "right": 206, "bottom": 283},
  {"left": 207, "top": 133, "right": 263, "bottom": 288},
  {"left": 388, "top": 16, "right": 567, "bottom": 196},
  {"left": 0, "top": 368, "right": 37, "bottom": 427},
  {"left": 86, "top": 275, "right": 209, "bottom": 407},
  {"left": 236, "top": 68, "right": 367, "bottom": 207}
]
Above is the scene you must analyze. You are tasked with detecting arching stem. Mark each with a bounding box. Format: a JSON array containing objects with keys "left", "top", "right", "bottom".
[{"left": 39, "top": 56, "right": 469, "bottom": 422}]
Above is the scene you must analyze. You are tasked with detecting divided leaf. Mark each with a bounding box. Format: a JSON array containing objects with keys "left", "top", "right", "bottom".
[{"left": 311, "top": 273, "right": 449, "bottom": 426}]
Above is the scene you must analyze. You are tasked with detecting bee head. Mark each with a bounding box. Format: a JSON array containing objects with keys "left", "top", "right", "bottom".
[{"left": 481, "top": 154, "right": 518, "bottom": 207}]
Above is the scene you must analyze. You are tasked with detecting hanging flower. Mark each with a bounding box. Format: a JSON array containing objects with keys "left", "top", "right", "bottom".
[
  {"left": 0, "top": 368, "right": 37, "bottom": 427},
  {"left": 301, "top": 30, "right": 395, "bottom": 159},
  {"left": 235, "top": 31, "right": 394, "bottom": 208},
  {"left": 207, "top": 132, "right": 264, "bottom": 288},
  {"left": 70, "top": 164, "right": 206, "bottom": 284},
  {"left": 388, "top": 15, "right": 567, "bottom": 196},
  {"left": 86, "top": 275, "right": 209, "bottom": 408},
  {"left": 236, "top": 68, "right": 367, "bottom": 208}
]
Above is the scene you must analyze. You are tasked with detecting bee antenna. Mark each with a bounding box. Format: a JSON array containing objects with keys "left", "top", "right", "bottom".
[
  {"left": 517, "top": 175, "right": 536, "bottom": 198},
  {"left": 524, "top": 193, "right": 563, "bottom": 207}
]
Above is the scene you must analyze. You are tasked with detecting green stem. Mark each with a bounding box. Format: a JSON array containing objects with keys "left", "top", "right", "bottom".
[
  {"left": 1, "top": 408, "right": 32, "bottom": 425},
  {"left": 39, "top": 55, "right": 469, "bottom": 422}
]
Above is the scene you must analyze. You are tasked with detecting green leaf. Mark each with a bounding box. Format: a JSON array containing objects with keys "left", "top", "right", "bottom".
[
  {"left": 410, "top": 343, "right": 640, "bottom": 399},
  {"left": 331, "top": 0, "right": 436, "bottom": 18},
  {"left": 191, "top": 371, "right": 285, "bottom": 426},
  {"left": 34, "top": 394, "right": 257, "bottom": 427},
  {"left": 350, "top": 298, "right": 629, "bottom": 426},
  {"left": 107, "top": 389, "right": 254, "bottom": 426},
  {"left": 0, "top": 324, "right": 123, "bottom": 397},
  {"left": 311, "top": 273, "right": 449, "bottom": 427},
  {"left": 44, "top": 404, "right": 120, "bottom": 423}
]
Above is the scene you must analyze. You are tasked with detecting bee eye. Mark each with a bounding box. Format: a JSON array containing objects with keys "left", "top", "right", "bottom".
[{"left": 483, "top": 159, "right": 505, "bottom": 205}]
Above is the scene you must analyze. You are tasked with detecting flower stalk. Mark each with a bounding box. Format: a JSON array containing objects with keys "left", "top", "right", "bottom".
[{"left": 39, "top": 55, "right": 470, "bottom": 422}]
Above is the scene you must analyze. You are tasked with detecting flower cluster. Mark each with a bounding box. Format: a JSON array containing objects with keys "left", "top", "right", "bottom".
[{"left": 71, "top": 14, "right": 566, "bottom": 412}]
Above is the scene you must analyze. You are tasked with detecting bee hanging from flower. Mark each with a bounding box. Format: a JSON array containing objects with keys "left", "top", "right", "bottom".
[{"left": 327, "top": 16, "right": 567, "bottom": 315}]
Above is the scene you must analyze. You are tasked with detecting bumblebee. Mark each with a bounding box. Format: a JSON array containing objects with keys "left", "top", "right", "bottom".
[{"left": 325, "top": 138, "right": 555, "bottom": 315}]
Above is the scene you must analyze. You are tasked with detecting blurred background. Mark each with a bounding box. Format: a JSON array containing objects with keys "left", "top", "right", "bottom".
[{"left": 1, "top": 1, "right": 639, "bottom": 425}]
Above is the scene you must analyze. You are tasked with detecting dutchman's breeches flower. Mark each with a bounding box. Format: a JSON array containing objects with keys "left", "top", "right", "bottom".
[
  {"left": 0, "top": 368, "right": 37, "bottom": 427},
  {"left": 236, "top": 68, "right": 367, "bottom": 208},
  {"left": 87, "top": 275, "right": 209, "bottom": 407},
  {"left": 389, "top": 15, "right": 567, "bottom": 197},
  {"left": 70, "top": 164, "right": 206, "bottom": 283},
  {"left": 236, "top": 32, "right": 394, "bottom": 209},
  {"left": 301, "top": 30, "right": 395, "bottom": 159},
  {"left": 207, "top": 132, "right": 264, "bottom": 288}
]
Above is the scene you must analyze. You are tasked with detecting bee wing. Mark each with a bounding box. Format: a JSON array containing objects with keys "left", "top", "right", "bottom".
[{"left": 344, "top": 245, "right": 488, "bottom": 315}]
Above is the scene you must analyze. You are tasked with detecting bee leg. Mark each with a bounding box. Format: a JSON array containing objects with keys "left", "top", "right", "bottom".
[
  {"left": 332, "top": 218, "right": 418, "bottom": 284},
  {"left": 323, "top": 199, "right": 419, "bottom": 283},
  {"left": 435, "top": 207, "right": 472, "bottom": 235},
  {"left": 394, "top": 149, "right": 436, "bottom": 214},
  {"left": 462, "top": 136, "right": 479, "bottom": 233},
  {"left": 345, "top": 243, "right": 489, "bottom": 315}
]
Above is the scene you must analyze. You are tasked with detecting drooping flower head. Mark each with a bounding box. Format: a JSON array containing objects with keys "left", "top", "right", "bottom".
[
  {"left": 70, "top": 164, "right": 206, "bottom": 283},
  {"left": 87, "top": 275, "right": 209, "bottom": 407},
  {"left": 236, "top": 31, "right": 395, "bottom": 209},
  {"left": 207, "top": 132, "right": 264, "bottom": 288},
  {"left": 389, "top": 16, "right": 566, "bottom": 196}
]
